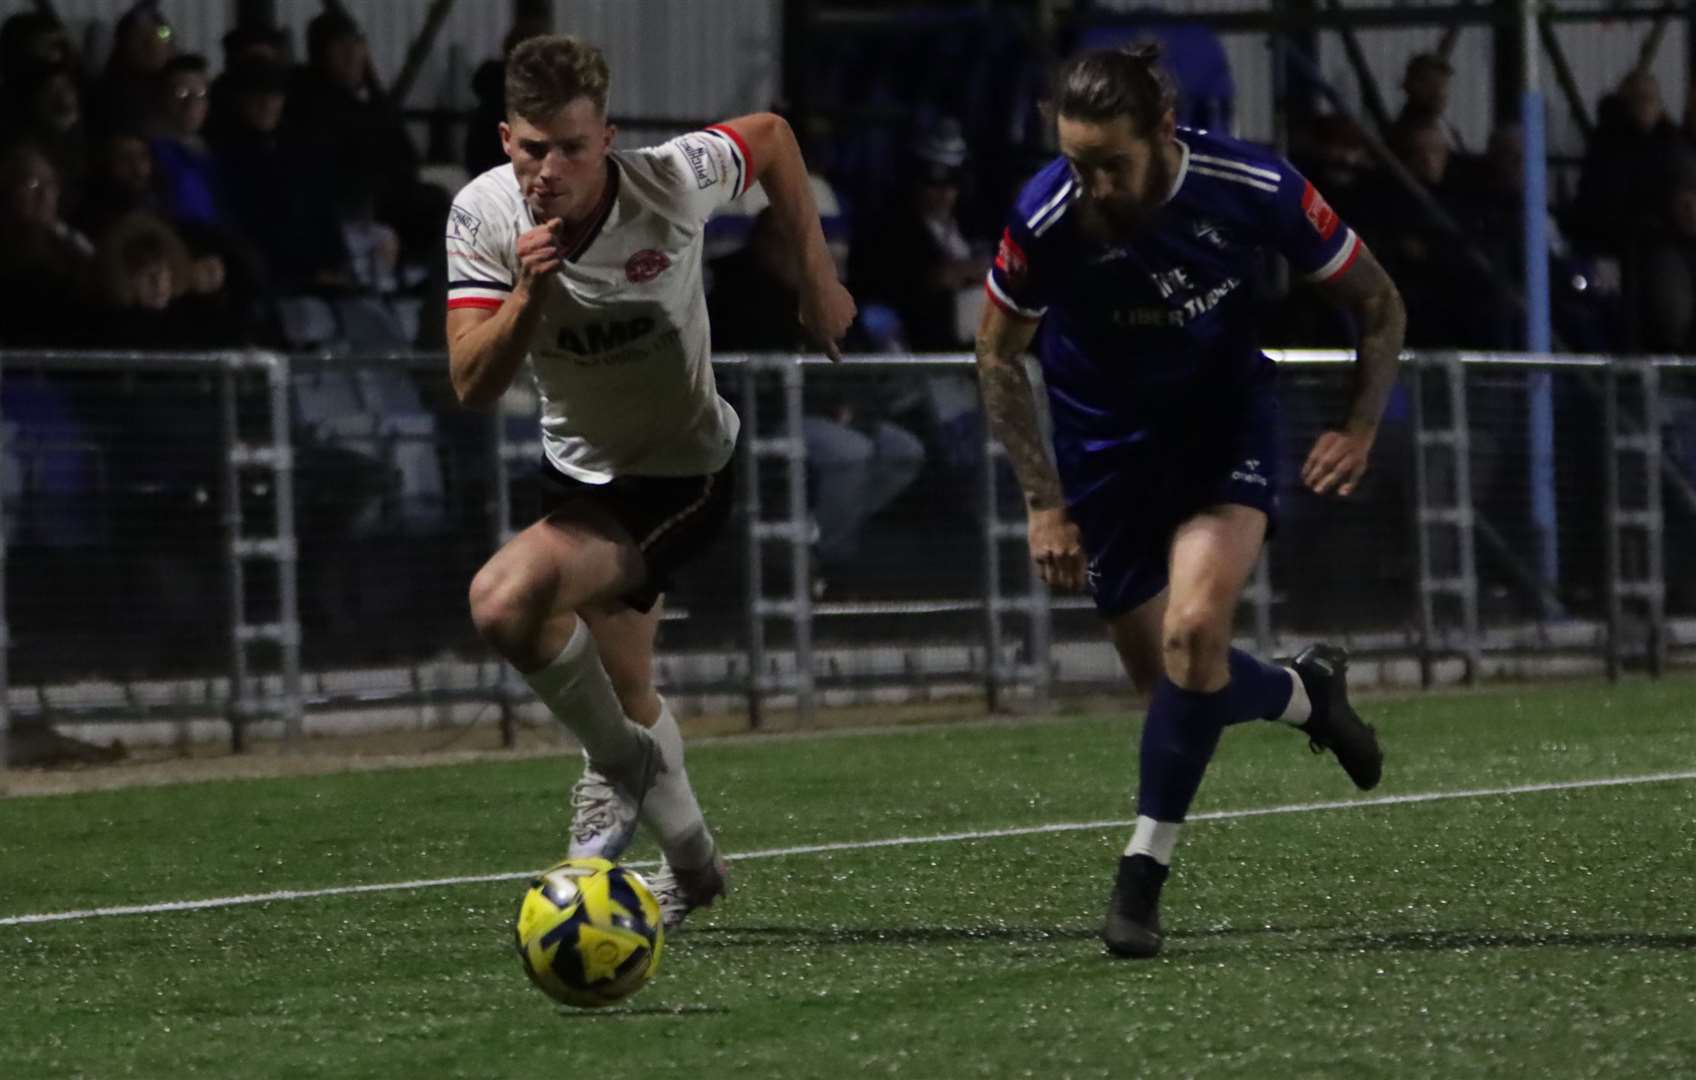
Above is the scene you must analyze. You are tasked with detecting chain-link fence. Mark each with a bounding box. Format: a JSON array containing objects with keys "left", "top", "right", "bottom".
[{"left": 2, "top": 350, "right": 1689, "bottom": 762}]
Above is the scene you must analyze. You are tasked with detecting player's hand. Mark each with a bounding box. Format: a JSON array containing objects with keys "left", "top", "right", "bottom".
[
  {"left": 797, "top": 278, "right": 857, "bottom": 362},
  {"left": 1302, "top": 428, "right": 1375, "bottom": 496},
  {"left": 1028, "top": 507, "right": 1087, "bottom": 592},
  {"left": 515, "top": 219, "right": 565, "bottom": 295}
]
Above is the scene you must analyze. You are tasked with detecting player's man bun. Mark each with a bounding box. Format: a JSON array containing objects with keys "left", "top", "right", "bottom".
[
  {"left": 506, "top": 34, "right": 611, "bottom": 122},
  {"left": 1053, "top": 43, "right": 1176, "bottom": 134}
]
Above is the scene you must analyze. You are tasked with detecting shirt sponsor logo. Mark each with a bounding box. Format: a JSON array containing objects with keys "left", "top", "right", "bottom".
[
  {"left": 1300, "top": 181, "right": 1339, "bottom": 241},
  {"left": 681, "top": 136, "right": 719, "bottom": 190},
  {"left": 447, "top": 204, "right": 482, "bottom": 244},
  {"left": 625, "top": 249, "right": 671, "bottom": 283},
  {"left": 557, "top": 315, "right": 657, "bottom": 358}
]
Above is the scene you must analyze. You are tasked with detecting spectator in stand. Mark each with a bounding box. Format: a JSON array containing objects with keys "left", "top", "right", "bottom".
[
  {"left": 208, "top": 60, "right": 351, "bottom": 293},
  {"left": 1570, "top": 67, "right": 1678, "bottom": 260},
  {"left": 1353, "top": 120, "right": 1496, "bottom": 347},
  {"left": 0, "top": 141, "right": 94, "bottom": 344},
  {"left": 710, "top": 208, "right": 925, "bottom": 590},
  {"left": 465, "top": 12, "right": 553, "bottom": 177},
  {"left": 2, "top": 65, "right": 88, "bottom": 213},
  {"left": 0, "top": 11, "right": 76, "bottom": 87},
  {"left": 207, "top": 21, "right": 290, "bottom": 145},
  {"left": 85, "top": 209, "right": 235, "bottom": 347},
  {"left": 75, "top": 131, "right": 159, "bottom": 241},
  {"left": 149, "top": 54, "right": 220, "bottom": 230},
  {"left": 1639, "top": 152, "right": 1696, "bottom": 353},
  {"left": 285, "top": 10, "right": 443, "bottom": 270},
  {"left": 1388, "top": 53, "right": 1464, "bottom": 152},
  {"left": 89, "top": 2, "right": 176, "bottom": 137},
  {"left": 852, "top": 117, "right": 990, "bottom": 352}
]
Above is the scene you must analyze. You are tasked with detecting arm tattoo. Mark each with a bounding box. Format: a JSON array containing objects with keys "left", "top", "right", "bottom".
[
  {"left": 1317, "top": 247, "right": 1407, "bottom": 434},
  {"left": 1344, "top": 280, "right": 1407, "bottom": 434},
  {"left": 976, "top": 332, "right": 1064, "bottom": 511}
]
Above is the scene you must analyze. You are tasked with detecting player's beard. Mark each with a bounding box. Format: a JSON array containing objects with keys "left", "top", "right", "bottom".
[{"left": 1078, "top": 148, "right": 1175, "bottom": 241}]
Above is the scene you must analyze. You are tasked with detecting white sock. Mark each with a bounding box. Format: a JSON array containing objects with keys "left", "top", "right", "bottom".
[
  {"left": 1125, "top": 815, "right": 1181, "bottom": 866},
  {"left": 1278, "top": 666, "right": 1313, "bottom": 726},
  {"left": 644, "top": 698, "right": 716, "bottom": 871},
  {"left": 523, "top": 619, "right": 644, "bottom": 768}
]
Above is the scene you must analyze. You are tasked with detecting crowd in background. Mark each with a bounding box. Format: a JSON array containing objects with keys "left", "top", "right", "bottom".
[
  {"left": 4, "top": 6, "right": 1693, "bottom": 358},
  {"left": 0, "top": 2, "right": 445, "bottom": 352},
  {"left": 3, "top": 3, "right": 1695, "bottom": 611}
]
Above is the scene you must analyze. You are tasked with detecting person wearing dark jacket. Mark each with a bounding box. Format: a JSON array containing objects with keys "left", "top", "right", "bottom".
[
  {"left": 851, "top": 117, "right": 990, "bottom": 351},
  {"left": 208, "top": 61, "right": 350, "bottom": 292}
]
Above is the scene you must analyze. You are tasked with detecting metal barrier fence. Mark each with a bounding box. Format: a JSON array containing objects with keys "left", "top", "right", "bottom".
[{"left": 2, "top": 349, "right": 1690, "bottom": 764}]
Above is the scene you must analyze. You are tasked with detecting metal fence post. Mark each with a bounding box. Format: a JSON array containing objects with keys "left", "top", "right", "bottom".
[
  {"left": 783, "top": 359, "right": 815, "bottom": 726},
  {"left": 218, "top": 365, "right": 252, "bottom": 750},
  {"left": 739, "top": 363, "right": 766, "bottom": 729},
  {"left": 486, "top": 404, "right": 519, "bottom": 747},
  {"left": 1411, "top": 353, "right": 1481, "bottom": 686},
  {"left": 1604, "top": 360, "right": 1666, "bottom": 679},
  {"left": 265, "top": 353, "right": 303, "bottom": 738},
  {"left": 980, "top": 427, "right": 1004, "bottom": 713},
  {"left": 0, "top": 359, "right": 9, "bottom": 768}
]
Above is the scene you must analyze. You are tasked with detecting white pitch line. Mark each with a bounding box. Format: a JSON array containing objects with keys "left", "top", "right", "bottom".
[{"left": 4, "top": 769, "right": 1694, "bottom": 929}]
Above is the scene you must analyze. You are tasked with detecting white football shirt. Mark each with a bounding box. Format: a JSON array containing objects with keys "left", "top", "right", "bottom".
[{"left": 445, "top": 126, "right": 752, "bottom": 482}]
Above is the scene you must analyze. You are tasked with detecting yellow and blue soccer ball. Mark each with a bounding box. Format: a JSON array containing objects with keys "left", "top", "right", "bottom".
[{"left": 514, "top": 857, "right": 665, "bottom": 1008}]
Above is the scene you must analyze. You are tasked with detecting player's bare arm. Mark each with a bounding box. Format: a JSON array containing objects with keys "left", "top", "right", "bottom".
[
  {"left": 447, "top": 218, "right": 567, "bottom": 409},
  {"left": 1303, "top": 241, "right": 1407, "bottom": 497},
  {"left": 717, "top": 112, "right": 856, "bottom": 359},
  {"left": 975, "top": 301, "right": 1086, "bottom": 591}
]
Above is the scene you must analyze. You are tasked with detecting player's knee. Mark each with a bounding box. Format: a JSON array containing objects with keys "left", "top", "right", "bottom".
[
  {"left": 468, "top": 561, "right": 553, "bottom": 649},
  {"left": 1161, "top": 604, "right": 1231, "bottom": 677}
]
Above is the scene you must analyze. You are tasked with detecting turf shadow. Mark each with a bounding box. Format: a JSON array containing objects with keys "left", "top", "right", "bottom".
[
  {"left": 553, "top": 1004, "right": 730, "bottom": 1019},
  {"left": 682, "top": 924, "right": 1101, "bottom": 947},
  {"left": 1324, "top": 929, "right": 1696, "bottom": 954}
]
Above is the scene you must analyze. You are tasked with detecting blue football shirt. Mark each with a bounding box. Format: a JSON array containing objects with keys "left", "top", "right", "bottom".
[{"left": 985, "top": 128, "right": 1360, "bottom": 489}]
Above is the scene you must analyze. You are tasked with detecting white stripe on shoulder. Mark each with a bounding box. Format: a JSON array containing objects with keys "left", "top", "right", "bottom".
[
  {"left": 1189, "top": 165, "right": 1279, "bottom": 193},
  {"left": 1189, "top": 153, "right": 1281, "bottom": 182},
  {"left": 1025, "top": 180, "right": 1075, "bottom": 231}
]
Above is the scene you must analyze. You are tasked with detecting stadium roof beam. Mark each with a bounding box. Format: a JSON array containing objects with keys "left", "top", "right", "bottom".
[
  {"left": 1073, "top": 3, "right": 1687, "bottom": 33},
  {"left": 390, "top": 0, "right": 461, "bottom": 106}
]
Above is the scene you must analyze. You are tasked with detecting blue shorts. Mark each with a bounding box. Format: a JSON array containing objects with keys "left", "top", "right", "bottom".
[{"left": 1066, "top": 385, "right": 1280, "bottom": 617}]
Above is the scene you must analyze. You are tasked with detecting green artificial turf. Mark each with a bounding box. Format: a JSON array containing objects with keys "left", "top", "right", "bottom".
[{"left": 2, "top": 678, "right": 1694, "bottom": 1078}]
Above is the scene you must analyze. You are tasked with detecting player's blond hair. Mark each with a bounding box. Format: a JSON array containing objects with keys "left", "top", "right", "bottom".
[{"left": 506, "top": 34, "right": 610, "bottom": 121}]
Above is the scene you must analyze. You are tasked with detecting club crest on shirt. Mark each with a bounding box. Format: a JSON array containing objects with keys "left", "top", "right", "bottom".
[
  {"left": 1192, "top": 220, "right": 1229, "bottom": 249},
  {"left": 626, "top": 248, "right": 671, "bottom": 283}
]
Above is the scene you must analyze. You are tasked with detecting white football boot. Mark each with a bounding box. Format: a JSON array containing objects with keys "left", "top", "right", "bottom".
[
  {"left": 644, "top": 846, "right": 730, "bottom": 931},
  {"left": 566, "top": 731, "right": 660, "bottom": 860}
]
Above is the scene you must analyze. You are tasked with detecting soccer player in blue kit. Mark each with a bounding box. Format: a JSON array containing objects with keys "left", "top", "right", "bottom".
[{"left": 976, "top": 46, "right": 1407, "bottom": 958}]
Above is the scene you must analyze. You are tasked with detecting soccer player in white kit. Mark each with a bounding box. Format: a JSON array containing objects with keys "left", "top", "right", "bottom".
[{"left": 446, "top": 36, "right": 855, "bottom": 928}]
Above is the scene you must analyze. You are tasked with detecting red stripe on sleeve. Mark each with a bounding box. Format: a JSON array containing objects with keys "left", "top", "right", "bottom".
[
  {"left": 447, "top": 297, "right": 504, "bottom": 312},
  {"left": 706, "top": 123, "right": 755, "bottom": 194}
]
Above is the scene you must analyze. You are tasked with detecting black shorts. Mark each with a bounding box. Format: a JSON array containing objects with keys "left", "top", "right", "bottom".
[{"left": 538, "top": 456, "right": 737, "bottom": 613}]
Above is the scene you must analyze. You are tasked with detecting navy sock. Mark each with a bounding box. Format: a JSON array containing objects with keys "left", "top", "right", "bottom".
[
  {"left": 1224, "top": 648, "right": 1294, "bottom": 726},
  {"left": 1135, "top": 677, "right": 1230, "bottom": 823}
]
